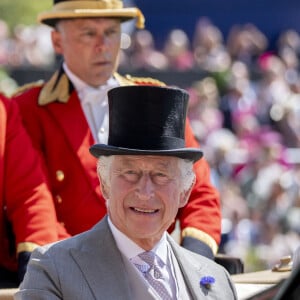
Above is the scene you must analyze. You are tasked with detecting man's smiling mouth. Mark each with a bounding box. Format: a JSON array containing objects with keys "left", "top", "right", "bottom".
[{"left": 131, "top": 207, "right": 159, "bottom": 214}]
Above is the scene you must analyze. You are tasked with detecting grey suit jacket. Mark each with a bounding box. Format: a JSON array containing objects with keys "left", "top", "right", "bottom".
[{"left": 15, "top": 217, "right": 237, "bottom": 300}]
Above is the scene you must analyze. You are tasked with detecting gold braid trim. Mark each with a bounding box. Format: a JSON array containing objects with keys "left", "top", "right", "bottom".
[
  {"left": 17, "top": 242, "right": 39, "bottom": 254},
  {"left": 125, "top": 74, "right": 166, "bottom": 86},
  {"left": 12, "top": 80, "right": 44, "bottom": 97},
  {"left": 113, "top": 72, "right": 136, "bottom": 86},
  {"left": 135, "top": 9, "right": 145, "bottom": 29},
  {"left": 181, "top": 227, "right": 219, "bottom": 255},
  {"left": 114, "top": 73, "right": 166, "bottom": 86}
]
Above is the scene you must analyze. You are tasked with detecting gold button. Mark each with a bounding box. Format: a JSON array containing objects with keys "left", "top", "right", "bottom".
[
  {"left": 56, "top": 170, "right": 65, "bottom": 182},
  {"left": 56, "top": 195, "right": 63, "bottom": 204}
]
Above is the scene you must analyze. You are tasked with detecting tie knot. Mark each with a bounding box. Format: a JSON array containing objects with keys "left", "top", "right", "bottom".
[
  {"left": 138, "top": 251, "right": 156, "bottom": 267},
  {"left": 135, "top": 251, "right": 173, "bottom": 299},
  {"left": 137, "top": 251, "right": 164, "bottom": 279}
]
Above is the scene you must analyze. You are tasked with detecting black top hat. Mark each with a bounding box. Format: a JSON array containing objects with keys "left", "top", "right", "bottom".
[{"left": 89, "top": 85, "right": 203, "bottom": 162}]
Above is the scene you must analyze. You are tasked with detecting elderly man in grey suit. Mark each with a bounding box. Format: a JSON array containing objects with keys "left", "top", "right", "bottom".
[{"left": 15, "top": 86, "right": 237, "bottom": 300}]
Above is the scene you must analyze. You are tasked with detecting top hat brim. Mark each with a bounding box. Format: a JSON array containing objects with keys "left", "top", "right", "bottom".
[
  {"left": 89, "top": 144, "right": 203, "bottom": 162},
  {"left": 38, "top": 8, "right": 144, "bottom": 28}
]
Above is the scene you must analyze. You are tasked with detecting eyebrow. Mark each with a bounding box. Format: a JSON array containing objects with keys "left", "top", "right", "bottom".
[{"left": 118, "top": 157, "right": 173, "bottom": 169}]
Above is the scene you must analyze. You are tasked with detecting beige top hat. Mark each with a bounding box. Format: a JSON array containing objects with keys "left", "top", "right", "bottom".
[{"left": 38, "top": 0, "right": 145, "bottom": 29}]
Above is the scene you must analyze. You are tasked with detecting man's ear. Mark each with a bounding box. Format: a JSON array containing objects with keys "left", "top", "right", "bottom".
[
  {"left": 99, "top": 177, "right": 110, "bottom": 200},
  {"left": 51, "top": 30, "right": 63, "bottom": 55},
  {"left": 179, "top": 176, "right": 195, "bottom": 208}
]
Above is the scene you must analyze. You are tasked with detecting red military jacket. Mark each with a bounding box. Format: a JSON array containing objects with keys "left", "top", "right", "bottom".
[
  {"left": 13, "top": 70, "right": 221, "bottom": 254},
  {"left": 0, "top": 94, "right": 65, "bottom": 272}
]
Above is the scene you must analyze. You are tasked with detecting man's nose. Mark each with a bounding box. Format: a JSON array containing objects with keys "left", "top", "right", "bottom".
[
  {"left": 95, "top": 35, "right": 109, "bottom": 51},
  {"left": 136, "top": 174, "right": 154, "bottom": 200}
]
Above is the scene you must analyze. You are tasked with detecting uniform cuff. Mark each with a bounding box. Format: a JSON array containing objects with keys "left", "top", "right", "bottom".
[
  {"left": 17, "top": 242, "right": 39, "bottom": 254},
  {"left": 181, "top": 227, "right": 218, "bottom": 255},
  {"left": 181, "top": 237, "right": 214, "bottom": 259}
]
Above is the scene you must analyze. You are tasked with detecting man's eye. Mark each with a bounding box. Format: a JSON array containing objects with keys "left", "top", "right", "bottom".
[
  {"left": 123, "top": 171, "right": 139, "bottom": 182},
  {"left": 152, "top": 173, "right": 170, "bottom": 185},
  {"left": 82, "top": 31, "right": 95, "bottom": 37},
  {"left": 105, "top": 29, "right": 118, "bottom": 36}
]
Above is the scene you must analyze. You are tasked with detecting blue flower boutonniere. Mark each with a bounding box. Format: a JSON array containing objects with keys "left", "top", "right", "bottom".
[{"left": 200, "top": 276, "right": 215, "bottom": 289}]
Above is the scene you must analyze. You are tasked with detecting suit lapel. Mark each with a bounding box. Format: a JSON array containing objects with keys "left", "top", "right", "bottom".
[
  {"left": 69, "top": 219, "right": 132, "bottom": 300},
  {"left": 121, "top": 253, "right": 157, "bottom": 300},
  {"left": 168, "top": 236, "right": 208, "bottom": 299}
]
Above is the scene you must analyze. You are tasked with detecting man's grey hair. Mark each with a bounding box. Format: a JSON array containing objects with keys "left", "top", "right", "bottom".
[{"left": 97, "top": 155, "right": 195, "bottom": 193}]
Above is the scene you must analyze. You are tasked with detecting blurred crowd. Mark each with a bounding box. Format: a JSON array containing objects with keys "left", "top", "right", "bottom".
[{"left": 2, "top": 16, "right": 300, "bottom": 272}]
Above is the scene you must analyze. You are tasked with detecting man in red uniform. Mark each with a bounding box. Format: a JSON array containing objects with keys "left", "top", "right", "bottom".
[
  {"left": 0, "top": 94, "right": 67, "bottom": 286},
  {"left": 13, "top": 0, "right": 221, "bottom": 259}
]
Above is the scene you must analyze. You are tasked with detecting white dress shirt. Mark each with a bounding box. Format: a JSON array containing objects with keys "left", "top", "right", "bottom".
[
  {"left": 63, "top": 63, "right": 119, "bottom": 143},
  {"left": 107, "top": 217, "right": 179, "bottom": 298}
]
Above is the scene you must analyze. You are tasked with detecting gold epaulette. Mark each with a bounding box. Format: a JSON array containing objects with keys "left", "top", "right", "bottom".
[
  {"left": 12, "top": 80, "right": 44, "bottom": 96},
  {"left": 124, "top": 74, "right": 166, "bottom": 86},
  {"left": 114, "top": 73, "right": 166, "bottom": 87}
]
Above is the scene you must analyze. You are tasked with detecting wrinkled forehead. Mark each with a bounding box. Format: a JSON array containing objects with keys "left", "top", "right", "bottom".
[{"left": 112, "top": 155, "right": 180, "bottom": 170}]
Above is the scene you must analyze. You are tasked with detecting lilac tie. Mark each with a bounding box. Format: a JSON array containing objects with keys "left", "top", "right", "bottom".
[{"left": 136, "top": 251, "right": 173, "bottom": 300}]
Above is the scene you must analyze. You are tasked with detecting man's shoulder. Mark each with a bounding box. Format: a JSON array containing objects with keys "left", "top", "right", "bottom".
[
  {"left": 12, "top": 80, "right": 44, "bottom": 99},
  {"left": 169, "top": 236, "right": 226, "bottom": 272},
  {"left": 12, "top": 69, "right": 71, "bottom": 106},
  {"left": 173, "top": 240, "right": 210, "bottom": 263},
  {"left": 34, "top": 227, "right": 95, "bottom": 260},
  {"left": 36, "top": 219, "right": 109, "bottom": 256}
]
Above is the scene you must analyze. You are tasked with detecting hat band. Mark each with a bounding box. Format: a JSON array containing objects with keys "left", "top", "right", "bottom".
[
  {"left": 108, "top": 136, "right": 186, "bottom": 150},
  {"left": 53, "top": 0, "right": 123, "bottom": 12}
]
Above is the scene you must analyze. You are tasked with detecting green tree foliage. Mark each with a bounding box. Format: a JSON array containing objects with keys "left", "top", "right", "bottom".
[{"left": 0, "top": 0, "right": 52, "bottom": 31}]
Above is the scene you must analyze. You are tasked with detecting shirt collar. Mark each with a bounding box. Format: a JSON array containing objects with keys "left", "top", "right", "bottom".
[
  {"left": 107, "top": 217, "right": 168, "bottom": 265},
  {"left": 62, "top": 62, "right": 118, "bottom": 101}
]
